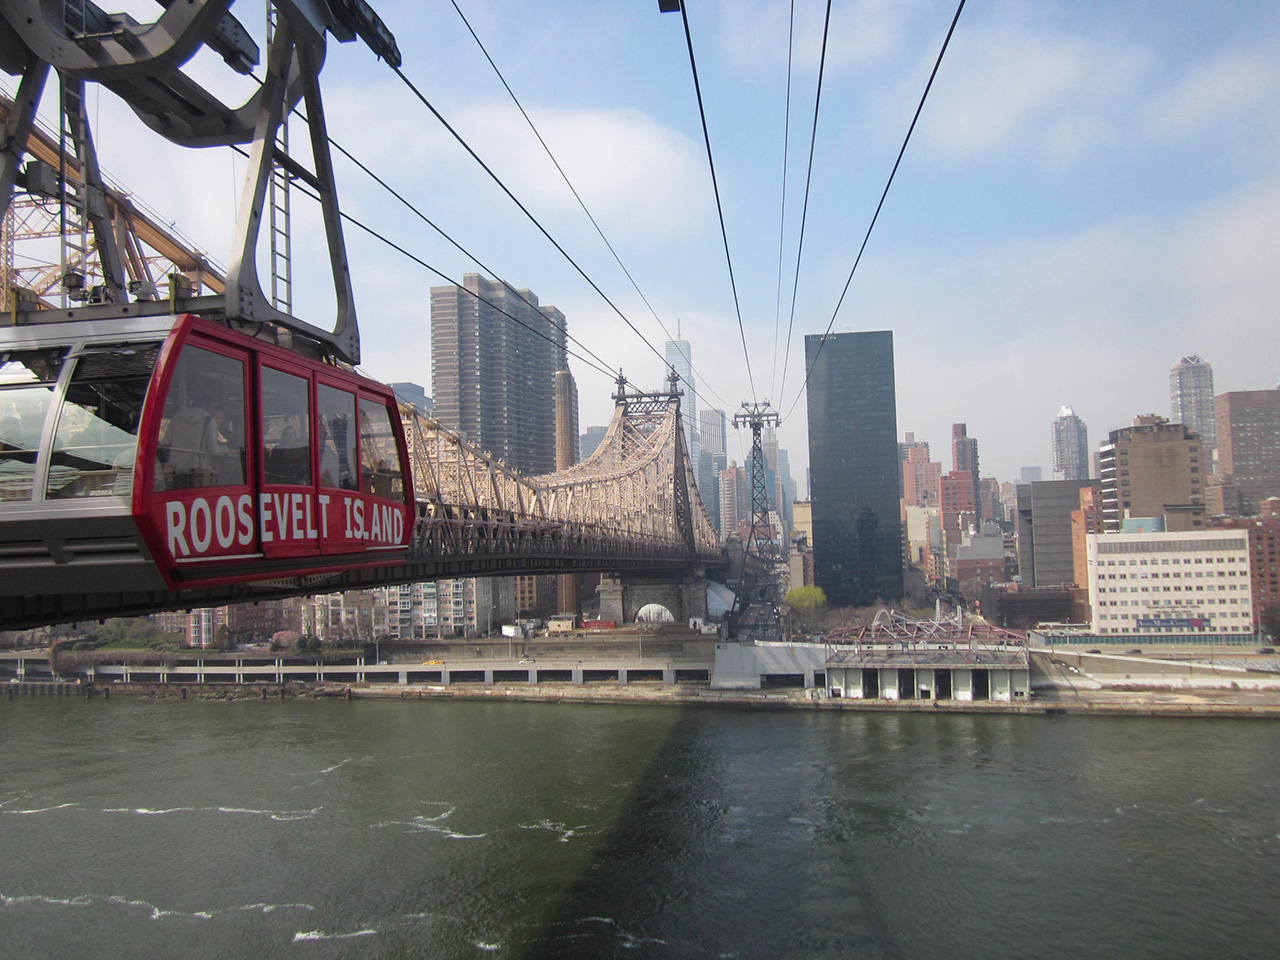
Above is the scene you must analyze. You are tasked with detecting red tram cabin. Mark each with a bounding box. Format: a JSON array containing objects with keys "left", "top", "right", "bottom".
[{"left": 0, "top": 314, "right": 414, "bottom": 596}]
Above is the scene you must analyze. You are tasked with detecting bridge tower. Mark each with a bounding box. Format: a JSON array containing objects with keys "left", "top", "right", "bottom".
[{"left": 730, "top": 401, "right": 782, "bottom": 640}]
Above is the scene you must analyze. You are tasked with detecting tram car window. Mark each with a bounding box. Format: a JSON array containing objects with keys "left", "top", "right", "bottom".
[
  {"left": 262, "top": 367, "right": 312, "bottom": 486},
  {"left": 359, "top": 398, "right": 404, "bottom": 500},
  {"left": 318, "top": 383, "right": 358, "bottom": 491},
  {"left": 154, "top": 345, "right": 246, "bottom": 491},
  {"left": 0, "top": 348, "right": 66, "bottom": 502},
  {"left": 46, "top": 345, "right": 160, "bottom": 500}
]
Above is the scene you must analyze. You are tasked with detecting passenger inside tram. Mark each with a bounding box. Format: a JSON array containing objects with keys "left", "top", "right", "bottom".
[
  {"left": 154, "top": 345, "right": 246, "bottom": 491},
  {"left": 262, "top": 367, "right": 311, "bottom": 486}
]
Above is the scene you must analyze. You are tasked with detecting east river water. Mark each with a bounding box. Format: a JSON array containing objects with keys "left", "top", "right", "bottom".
[{"left": 1, "top": 697, "right": 1277, "bottom": 958}]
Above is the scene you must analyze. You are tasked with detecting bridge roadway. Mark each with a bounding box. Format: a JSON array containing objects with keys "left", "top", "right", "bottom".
[{"left": 0, "top": 384, "right": 728, "bottom": 630}]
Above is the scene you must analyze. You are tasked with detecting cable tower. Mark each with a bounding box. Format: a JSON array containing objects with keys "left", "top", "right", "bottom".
[{"left": 731, "top": 401, "right": 782, "bottom": 641}]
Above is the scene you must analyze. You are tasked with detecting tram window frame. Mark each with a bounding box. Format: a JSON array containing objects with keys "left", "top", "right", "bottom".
[
  {"left": 358, "top": 397, "right": 404, "bottom": 500},
  {"left": 0, "top": 348, "right": 67, "bottom": 502},
  {"left": 153, "top": 343, "right": 247, "bottom": 491},
  {"left": 261, "top": 366, "right": 312, "bottom": 486},
  {"left": 317, "top": 382, "right": 358, "bottom": 491},
  {"left": 46, "top": 344, "right": 160, "bottom": 500}
]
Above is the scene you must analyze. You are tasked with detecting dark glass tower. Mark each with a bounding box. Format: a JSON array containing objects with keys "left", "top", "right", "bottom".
[{"left": 805, "top": 331, "right": 902, "bottom": 606}]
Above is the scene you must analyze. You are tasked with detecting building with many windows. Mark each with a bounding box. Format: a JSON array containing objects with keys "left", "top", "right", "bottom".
[
  {"left": 1211, "top": 388, "right": 1280, "bottom": 517},
  {"left": 901, "top": 437, "right": 941, "bottom": 509},
  {"left": 805, "top": 331, "right": 903, "bottom": 606},
  {"left": 1086, "top": 530, "right": 1254, "bottom": 637},
  {"left": 1098, "top": 416, "right": 1205, "bottom": 532},
  {"left": 1170, "top": 355, "right": 1215, "bottom": 462},
  {"left": 430, "top": 273, "right": 567, "bottom": 476},
  {"left": 1051, "top": 405, "right": 1089, "bottom": 480}
]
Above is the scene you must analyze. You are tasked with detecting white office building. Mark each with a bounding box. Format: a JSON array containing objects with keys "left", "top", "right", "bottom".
[{"left": 1086, "top": 530, "right": 1253, "bottom": 637}]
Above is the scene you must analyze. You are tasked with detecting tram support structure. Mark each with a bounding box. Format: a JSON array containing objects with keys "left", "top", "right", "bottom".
[
  {"left": 0, "top": 0, "right": 400, "bottom": 364},
  {"left": 729, "top": 402, "right": 783, "bottom": 640}
]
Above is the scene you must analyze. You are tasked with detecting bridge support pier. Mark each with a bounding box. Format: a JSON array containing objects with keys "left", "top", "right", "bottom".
[{"left": 597, "top": 568, "right": 709, "bottom": 625}]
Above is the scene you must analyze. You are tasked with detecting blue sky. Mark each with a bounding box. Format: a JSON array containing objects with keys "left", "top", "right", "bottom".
[{"left": 46, "top": 0, "right": 1280, "bottom": 491}]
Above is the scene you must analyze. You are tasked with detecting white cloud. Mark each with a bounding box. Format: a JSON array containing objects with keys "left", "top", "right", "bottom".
[
  {"left": 326, "top": 85, "right": 708, "bottom": 236},
  {"left": 916, "top": 25, "right": 1148, "bottom": 162},
  {"left": 1146, "top": 47, "right": 1280, "bottom": 138}
]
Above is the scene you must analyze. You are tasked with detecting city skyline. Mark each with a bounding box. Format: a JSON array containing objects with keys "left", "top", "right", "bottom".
[{"left": 50, "top": 1, "right": 1280, "bottom": 486}]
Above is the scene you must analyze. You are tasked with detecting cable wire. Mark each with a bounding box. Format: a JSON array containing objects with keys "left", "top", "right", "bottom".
[
  {"left": 782, "top": 0, "right": 967, "bottom": 423},
  {"left": 255, "top": 73, "right": 620, "bottom": 379},
  {"left": 446, "top": 0, "right": 733, "bottom": 413},
  {"left": 675, "top": 1, "right": 756, "bottom": 403},
  {"left": 777, "top": 0, "right": 832, "bottom": 411},
  {"left": 324, "top": 135, "right": 617, "bottom": 376},
  {"left": 227, "top": 143, "right": 616, "bottom": 381},
  {"left": 390, "top": 65, "right": 682, "bottom": 389},
  {"left": 769, "top": 0, "right": 797, "bottom": 404}
]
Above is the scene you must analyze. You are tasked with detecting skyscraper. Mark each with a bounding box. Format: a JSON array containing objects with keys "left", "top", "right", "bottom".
[
  {"left": 698, "top": 408, "right": 727, "bottom": 532},
  {"left": 1212, "top": 388, "right": 1280, "bottom": 516},
  {"left": 951, "top": 423, "right": 980, "bottom": 519},
  {"left": 1170, "top": 355, "right": 1216, "bottom": 460},
  {"left": 664, "top": 335, "right": 698, "bottom": 468},
  {"left": 699, "top": 408, "right": 726, "bottom": 458},
  {"left": 1051, "top": 405, "right": 1089, "bottom": 480},
  {"left": 431, "top": 273, "right": 567, "bottom": 475},
  {"left": 805, "top": 331, "right": 902, "bottom": 606}
]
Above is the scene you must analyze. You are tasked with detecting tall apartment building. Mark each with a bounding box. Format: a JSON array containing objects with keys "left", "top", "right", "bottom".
[
  {"left": 430, "top": 273, "right": 567, "bottom": 476},
  {"left": 1212, "top": 388, "right": 1280, "bottom": 516},
  {"left": 805, "top": 331, "right": 903, "bottom": 606},
  {"left": 1086, "top": 530, "right": 1254, "bottom": 637},
  {"left": 939, "top": 469, "right": 976, "bottom": 552},
  {"left": 1170, "top": 355, "right": 1216, "bottom": 461},
  {"left": 1051, "top": 405, "right": 1089, "bottom": 480},
  {"left": 899, "top": 432, "right": 929, "bottom": 461},
  {"left": 431, "top": 274, "right": 565, "bottom": 630},
  {"left": 901, "top": 438, "right": 941, "bottom": 508},
  {"left": 951, "top": 423, "right": 980, "bottom": 518},
  {"left": 1098, "top": 416, "right": 1205, "bottom": 532},
  {"left": 697, "top": 408, "right": 727, "bottom": 531},
  {"left": 719, "top": 461, "right": 749, "bottom": 540}
]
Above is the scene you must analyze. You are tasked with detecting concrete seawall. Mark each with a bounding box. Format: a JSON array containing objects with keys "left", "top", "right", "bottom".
[{"left": 13, "top": 678, "right": 1279, "bottom": 719}]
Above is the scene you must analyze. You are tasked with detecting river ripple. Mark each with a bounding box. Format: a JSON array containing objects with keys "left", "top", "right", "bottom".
[{"left": 1, "top": 698, "right": 1276, "bottom": 958}]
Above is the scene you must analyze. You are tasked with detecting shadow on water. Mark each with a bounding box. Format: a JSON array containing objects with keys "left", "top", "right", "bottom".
[{"left": 513, "top": 706, "right": 907, "bottom": 960}]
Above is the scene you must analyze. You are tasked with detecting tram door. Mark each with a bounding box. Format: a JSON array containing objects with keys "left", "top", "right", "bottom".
[
  {"left": 314, "top": 377, "right": 409, "bottom": 557},
  {"left": 150, "top": 340, "right": 254, "bottom": 567},
  {"left": 259, "top": 364, "right": 322, "bottom": 560}
]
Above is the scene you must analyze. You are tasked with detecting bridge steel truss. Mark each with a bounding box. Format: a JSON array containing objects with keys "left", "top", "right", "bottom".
[
  {"left": 396, "top": 379, "right": 719, "bottom": 576},
  {"left": 0, "top": 382, "right": 723, "bottom": 629}
]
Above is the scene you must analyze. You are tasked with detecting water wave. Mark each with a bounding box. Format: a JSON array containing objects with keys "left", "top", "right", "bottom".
[
  {"left": 371, "top": 806, "right": 486, "bottom": 839},
  {"left": 293, "top": 928, "right": 378, "bottom": 942},
  {"left": 519, "top": 819, "right": 581, "bottom": 842},
  {"left": 95, "top": 805, "right": 321, "bottom": 821},
  {"left": 2, "top": 891, "right": 313, "bottom": 920},
  {"left": 6, "top": 803, "right": 79, "bottom": 815}
]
